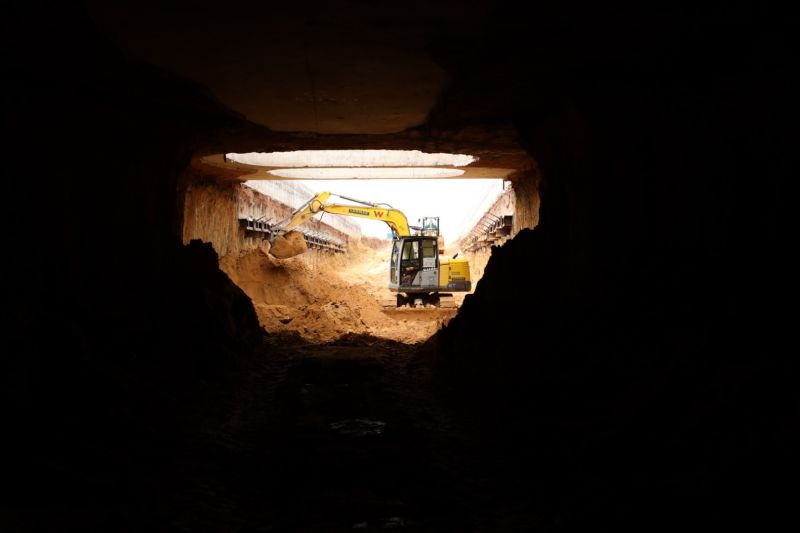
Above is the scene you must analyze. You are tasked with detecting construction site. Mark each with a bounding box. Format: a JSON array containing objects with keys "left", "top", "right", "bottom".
[
  {"left": 6, "top": 3, "right": 795, "bottom": 532},
  {"left": 180, "top": 171, "right": 519, "bottom": 345}
]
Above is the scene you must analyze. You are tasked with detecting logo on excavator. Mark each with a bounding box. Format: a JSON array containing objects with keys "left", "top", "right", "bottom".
[
  {"left": 348, "top": 208, "right": 370, "bottom": 216},
  {"left": 374, "top": 211, "right": 385, "bottom": 218}
]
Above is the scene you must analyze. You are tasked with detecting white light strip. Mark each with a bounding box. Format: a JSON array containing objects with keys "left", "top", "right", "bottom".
[
  {"left": 267, "top": 167, "right": 465, "bottom": 179},
  {"left": 227, "top": 150, "right": 477, "bottom": 168}
]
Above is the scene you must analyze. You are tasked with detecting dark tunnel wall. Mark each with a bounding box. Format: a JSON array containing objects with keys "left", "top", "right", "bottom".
[
  {"left": 6, "top": 7, "right": 268, "bottom": 527},
  {"left": 6, "top": 2, "right": 797, "bottom": 530},
  {"left": 429, "top": 6, "right": 796, "bottom": 529}
]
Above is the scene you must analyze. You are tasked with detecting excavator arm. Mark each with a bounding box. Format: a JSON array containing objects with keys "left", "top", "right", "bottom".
[
  {"left": 311, "top": 204, "right": 411, "bottom": 238},
  {"left": 277, "top": 191, "right": 333, "bottom": 233},
  {"left": 268, "top": 191, "right": 412, "bottom": 258},
  {"left": 278, "top": 191, "right": 411, "bottom": 237}
]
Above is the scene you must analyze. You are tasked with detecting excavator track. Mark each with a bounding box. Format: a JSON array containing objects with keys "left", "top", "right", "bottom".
[{"left": 381, "top": 293, "right": 457, "bottom": 310}]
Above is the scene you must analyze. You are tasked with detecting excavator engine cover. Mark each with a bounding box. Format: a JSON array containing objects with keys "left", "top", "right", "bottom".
[{"left": 269, "top": 230, "right": 308, "bottom": 259}]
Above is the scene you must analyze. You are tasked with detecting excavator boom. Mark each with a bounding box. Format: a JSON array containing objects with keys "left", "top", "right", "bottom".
[
  {"left": 311, "top": 204, "right": 411, "bottom": 238},
  {"left": 269, "top": 191, "right": 411, "bottom": 258}
]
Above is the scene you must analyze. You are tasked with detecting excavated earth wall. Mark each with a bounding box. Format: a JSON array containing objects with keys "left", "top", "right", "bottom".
[{"left": 181, "top": 176, "right": 358, "bottom": 267}]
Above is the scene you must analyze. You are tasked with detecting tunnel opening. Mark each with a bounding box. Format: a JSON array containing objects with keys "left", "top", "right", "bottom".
[
  {"left": 181, "top": 149, "right": 537, "bottom": 344},
  {"left": 162, "top": 148, "right": 545, "bottom": 530}
]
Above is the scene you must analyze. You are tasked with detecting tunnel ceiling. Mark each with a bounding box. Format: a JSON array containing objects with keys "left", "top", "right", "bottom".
[
  {"left": 84, "top": 0, "right": 492, "bottom": 135},
  {"left": 83, "top": 0, "right": 537, "bottom": 182}
]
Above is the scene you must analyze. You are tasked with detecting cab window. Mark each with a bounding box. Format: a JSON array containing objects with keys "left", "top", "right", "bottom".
[
  {"left": 390, "top": 241, "right": 400, "bottom": 283},
  {"left": 421, "top": 239, "right": 436, "bottom": 258},
  {"left": 402, "top": 240, "right": 418, "bottom": 260}
]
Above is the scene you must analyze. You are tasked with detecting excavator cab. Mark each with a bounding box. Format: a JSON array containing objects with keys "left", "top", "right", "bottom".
[
  {"left": 388, "top": 235, "right": 470, "bottom": 307},
  {"left": 390, "top": 237, "right": 437, "bottom": 286}
]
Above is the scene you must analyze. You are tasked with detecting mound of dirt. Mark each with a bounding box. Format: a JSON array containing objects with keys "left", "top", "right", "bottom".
[
  {"left": 220, "top": 239, "right": 456, "bottom": 343},
  {"left": 269, "top": 230, "right": 308, "bottom": 259}
]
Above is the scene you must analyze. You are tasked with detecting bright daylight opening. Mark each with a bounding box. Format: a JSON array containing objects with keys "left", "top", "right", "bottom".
[
  {"left": 244, "top": 178, "right": 506, "bottom": 245},
  {"left": 306, "top": 179, "right": 502, "bottom": 244},
  {"left": 233, "top": 149, "right": 494, "bottom": 244},
  {"left": 267, "top": 168, "right": 465, "bottom": 179},
  {"left": 226, "top": 150, "right": 478, "bottom": 167},
  {"left": 212, "top": 149, "right": 513, "bottom": 344}
]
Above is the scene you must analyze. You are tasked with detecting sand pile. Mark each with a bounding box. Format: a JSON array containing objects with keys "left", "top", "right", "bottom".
[
  {"left": 268, "top": 230, "right": 308, "bottom": 259},
  {"left": 220, "top": 239, "right": 455, "bottom": 343}
]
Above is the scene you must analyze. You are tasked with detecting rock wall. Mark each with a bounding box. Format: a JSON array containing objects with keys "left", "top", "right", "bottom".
[
  {"left": 8, "top": 9, "right": 266, "bottom": 528},
  {"left": 182, "top": 177, "right": 241, "bottom": 257},
  {"left": 461, "top": 185, "right": 531, "bottom": 284},
  {"left": 181, "top": 177, "right": 362, "bottom": 265},
  {"left": 511, "top": 168, "right": 541, "bottom": 234},
  {"left": 426, "top": 14, "right": 794, "bottom": 530}
]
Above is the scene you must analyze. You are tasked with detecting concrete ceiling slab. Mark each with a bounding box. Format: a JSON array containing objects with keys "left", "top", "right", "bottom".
[
  {"left": 83, "top": 1, "right": 493, "bottom": 134},
  {"left": 195, "top": 153, "right": 515, "bottom": 181}
]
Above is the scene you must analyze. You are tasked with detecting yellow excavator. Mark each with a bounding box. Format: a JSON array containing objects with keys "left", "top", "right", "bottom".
[{"left": 267, "top": 191, "right": 471, "bottom": 308}]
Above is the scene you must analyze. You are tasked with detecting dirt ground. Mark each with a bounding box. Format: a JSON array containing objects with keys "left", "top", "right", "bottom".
[
  {"left": 220, "top": 239, "right": 466, "bottom": 344},
  {"left": 156, "top": 334, "right": 525, "bottom": 532}
]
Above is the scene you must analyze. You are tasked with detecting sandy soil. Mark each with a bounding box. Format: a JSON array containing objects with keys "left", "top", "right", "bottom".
[
  {"left": 268, "top": 230, "right": 308, "bottom": 259},
  {"left": 220, "top": 239, "right": 459, "bottom": 343}
]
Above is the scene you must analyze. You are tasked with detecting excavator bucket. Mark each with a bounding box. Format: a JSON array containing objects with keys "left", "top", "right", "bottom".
[{"left": 269, "top": 230, "right": 308, "bottom": 259}]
